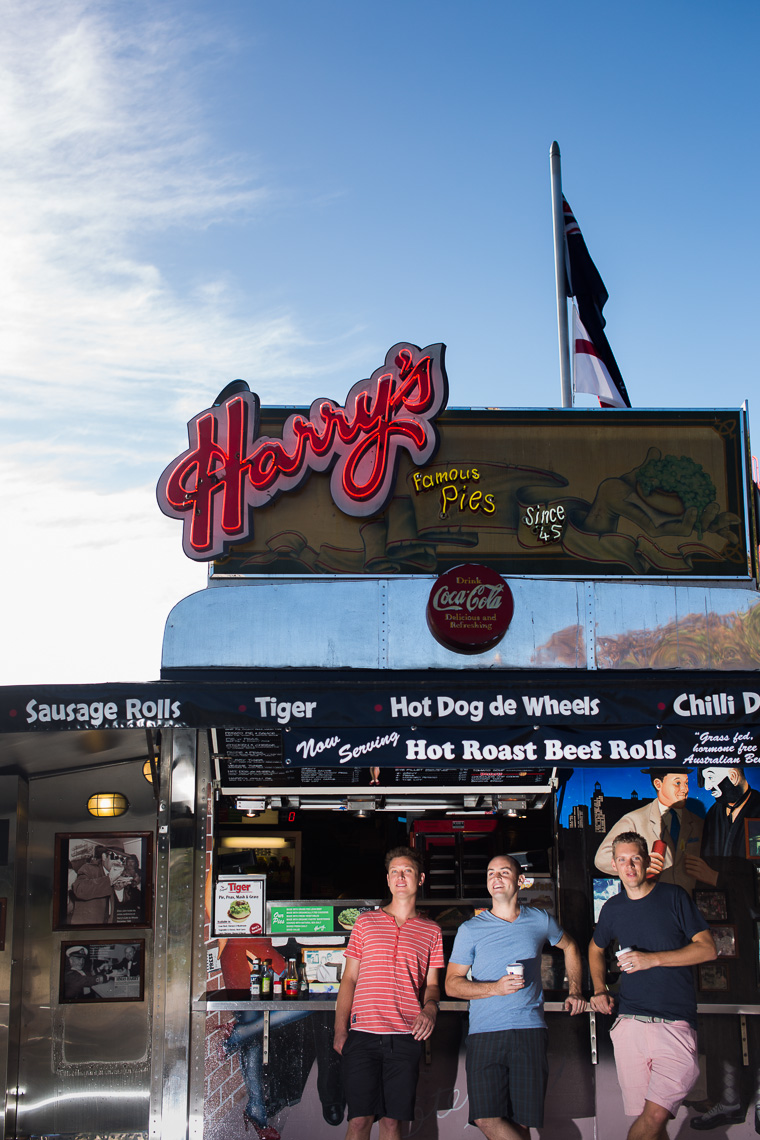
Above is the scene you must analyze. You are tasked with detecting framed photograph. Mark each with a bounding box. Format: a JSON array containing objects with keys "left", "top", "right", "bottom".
[
  {"left": 699, "top": 961, "right": 729, "bottom": 992},
  {"left": 592, "top": 877, "right": 621, "bottom": 923},
  {"left": 710, "top": 924, "right": 738, "bottom": 958},
  {"left": 54, "top": 833, "right": 153, "bottom": 930},
  {"left": 59, "top": 940, "right": 145, "bottom": 1003},
  {"left": 694, "top": 889, "right": 728, "bottom": 923},
  {"left": 745, "top": 819, "right": 760, "bottom": 860}
]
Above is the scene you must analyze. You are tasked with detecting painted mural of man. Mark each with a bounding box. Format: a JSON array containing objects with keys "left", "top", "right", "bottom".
[{"left": 594, "top": 769, "right": 703, "bottom": 894}]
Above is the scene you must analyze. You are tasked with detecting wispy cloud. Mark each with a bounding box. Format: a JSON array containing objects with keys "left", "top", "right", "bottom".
[
  {"left": 0, "top": 0, "right": 365, "bottom": 491},
  {"left": 0, "top": 0, "right": 368, "bottom": 682}
]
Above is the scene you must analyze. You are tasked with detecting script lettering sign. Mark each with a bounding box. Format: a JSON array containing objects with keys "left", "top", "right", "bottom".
[{"left": 157, "top": 342, "right": 448, "bottom": 560}]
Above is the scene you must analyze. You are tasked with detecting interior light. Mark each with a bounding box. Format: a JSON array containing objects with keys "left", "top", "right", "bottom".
[
  {"left": 220, "top": 837, "right": 290, "bottom": 849},
  {"left": 87, "top": 793, "right": 129, "bottom": 818}
]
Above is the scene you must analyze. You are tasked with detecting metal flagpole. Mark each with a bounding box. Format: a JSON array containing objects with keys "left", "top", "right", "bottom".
[{"left": 550, "top": 141, "right": 573, "bottom": 407}]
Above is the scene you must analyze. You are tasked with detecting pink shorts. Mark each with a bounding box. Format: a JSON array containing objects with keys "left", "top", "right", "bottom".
[{"left": 609, "top": 1016, "right": 699, "bottom": 1117}]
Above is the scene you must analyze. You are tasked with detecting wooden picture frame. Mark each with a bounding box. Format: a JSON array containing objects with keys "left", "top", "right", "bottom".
[
  {"left": 699, "top": 961, "right": 729, "bottom": 992},
  {"left": 59, "top": 939, "right": 145, "bottom": 1003},
  {"left": 54, "top": 833, "right": 153, "bottom": 930},
  {"left": 694, "top": 889, "right": 728, "bottom": 923},
  {"left": 745, "top": 818, "right": 760, "bottom": 860},
  {"left": 710, "top": 924, "right": 738, "bottom": 958}
]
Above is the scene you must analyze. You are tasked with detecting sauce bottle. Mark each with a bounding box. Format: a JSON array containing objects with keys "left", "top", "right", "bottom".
[
  {"left": 249, "top": 958, "right": 262, "bottom": 1000},
  {"left": 284, "top": 958, "right": 299, "bottom": 1000},
  {"left": 261, "top": 958, "right": 273, "bottom": 1001}
]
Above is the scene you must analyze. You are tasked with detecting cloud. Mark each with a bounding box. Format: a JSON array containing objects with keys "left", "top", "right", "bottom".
[
  {"left": 0, "top": 0, "right": 364, "bottom": 487},
  {"left": 0, "top": 1, "right": 380, "bottom": 684}
]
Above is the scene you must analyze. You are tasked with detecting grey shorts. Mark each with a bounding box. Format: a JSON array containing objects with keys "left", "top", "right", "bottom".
[{"left": 465, "top": 1028, "right": 549, "bottom": 1127}]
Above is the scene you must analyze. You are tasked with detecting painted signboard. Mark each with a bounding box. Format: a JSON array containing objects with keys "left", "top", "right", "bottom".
[{"left": 156, "top": 343, "right": 751, "bottom": 578}]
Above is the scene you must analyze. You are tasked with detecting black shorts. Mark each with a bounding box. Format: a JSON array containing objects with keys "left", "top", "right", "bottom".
[
  {"left": 465, "top": 1028, "right": 549, "bottom": 1127},
  {"left": 341, "top": 1030, "right": 423, "bottom": 1122}
]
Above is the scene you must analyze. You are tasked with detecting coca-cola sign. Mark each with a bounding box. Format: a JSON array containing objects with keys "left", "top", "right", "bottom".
[{"left": 426, "top": 563, "right": 514, "bottom": 654}]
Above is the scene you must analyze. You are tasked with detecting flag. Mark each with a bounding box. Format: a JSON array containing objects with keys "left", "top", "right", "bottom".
[
  {"left": 573, "top": 307, "right": 628, "bottom": 409},
  {"left": 563, "top": 196, "right": 631, "bottom": 408}
]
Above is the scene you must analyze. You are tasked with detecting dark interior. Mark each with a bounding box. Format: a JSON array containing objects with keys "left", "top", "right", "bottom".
[{"left": 216, "top": 801, "right": 555, "bottom": 901}]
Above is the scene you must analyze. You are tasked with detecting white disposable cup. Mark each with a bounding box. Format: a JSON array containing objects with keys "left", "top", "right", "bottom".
[
  {"left": 505, "top": 963, "right": 524, "bottom": 977},
  {"left": 616, "top": 947, "right": 633, "bottom": 971}
]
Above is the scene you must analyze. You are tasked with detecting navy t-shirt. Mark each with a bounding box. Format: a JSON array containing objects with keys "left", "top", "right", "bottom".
[{"left": 593, "top": 882, "right": 708, "bottom": 1027}]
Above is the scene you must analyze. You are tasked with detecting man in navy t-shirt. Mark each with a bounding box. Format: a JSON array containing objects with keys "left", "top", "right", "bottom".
[
  {"left": 446, "top": 854, "right": 586, "bottom": 1139},
  {"left": 590, "top": 831, "right": 716, "bottom": 1140}
]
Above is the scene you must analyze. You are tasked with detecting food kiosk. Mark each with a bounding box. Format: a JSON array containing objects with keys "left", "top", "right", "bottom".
[{"left": 1, "top": 341, "right": 760, "bottom": 1139}]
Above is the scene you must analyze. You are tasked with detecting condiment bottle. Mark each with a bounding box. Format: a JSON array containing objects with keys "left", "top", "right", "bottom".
[
  {"left": 298, "top": 964, "right": 310, "bottom": 1001},
  {"left": 284, "top": 958, "right": 299, "bottom": 1000},
  {"left": 249, "top": 958, "right": 262, "bottom": 1000},
  {"left": 261, "top": 958, "right": 273, "bottom": 1001}
]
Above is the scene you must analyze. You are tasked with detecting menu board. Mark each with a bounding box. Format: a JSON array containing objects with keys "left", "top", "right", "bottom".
[
  {"left": 266, "top": 902, "right": 377, "bottom": 935},
  {"left": 214, "top": 875, "right": 266, "bottom": 937},
  {"left": 269, "top": 905, "right": 335, "bottom": 934},
  {"left": 216, "top": 728, "right": 371, "bottom": 787}
]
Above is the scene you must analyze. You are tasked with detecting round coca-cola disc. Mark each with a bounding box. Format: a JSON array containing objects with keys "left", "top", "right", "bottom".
[{"left": 426, "top": 564, "right": 514, "bottom": 654}]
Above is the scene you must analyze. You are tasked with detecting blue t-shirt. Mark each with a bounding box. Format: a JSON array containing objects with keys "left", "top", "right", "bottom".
[
  {"left": 450, "top": 906, "right": 563, "bottom": 1033},
  {"left": 593, "top": 882, "right": 708, "bottom": 1027}
]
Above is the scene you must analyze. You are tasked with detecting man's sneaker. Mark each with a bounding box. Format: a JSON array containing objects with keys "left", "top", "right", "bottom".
[{"left": 690, "top": 1102, "right": 745, "bottom": 1130}]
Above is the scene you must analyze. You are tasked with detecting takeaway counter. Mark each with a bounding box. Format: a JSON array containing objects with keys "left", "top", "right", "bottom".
[
  {"left": 199, "top": 759, "right": 760, "bottom": 1140},
  {"left": 201, "top": 777, "right": 593, "bottom": 1140}
]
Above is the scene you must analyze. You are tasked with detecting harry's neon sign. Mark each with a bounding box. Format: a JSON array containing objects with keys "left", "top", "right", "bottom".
[{"left": 157, "top": 342, "right": 448, "bottom": 560}]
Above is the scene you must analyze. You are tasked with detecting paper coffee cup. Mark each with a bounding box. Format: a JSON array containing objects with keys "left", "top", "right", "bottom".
[
  {"left": 616, "top": 947, "right": 633, "bottom": 970},
  {"left": 505, "top": 963, "right": 524, "bottom": 977}
]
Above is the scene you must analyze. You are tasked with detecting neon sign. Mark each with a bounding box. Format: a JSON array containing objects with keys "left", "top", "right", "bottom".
[{"left": 157, "top": 342, "right": 448, "bottom": 560}]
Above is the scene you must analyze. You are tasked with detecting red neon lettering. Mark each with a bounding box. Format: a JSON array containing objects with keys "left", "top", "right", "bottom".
[{"left": 157, "top": 342, "right": 448, "bottom": 560}]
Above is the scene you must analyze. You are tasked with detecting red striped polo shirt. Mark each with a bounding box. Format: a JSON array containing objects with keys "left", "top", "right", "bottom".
[{"left": 344, "top": 909, "right": 444, "bottom": 1034}]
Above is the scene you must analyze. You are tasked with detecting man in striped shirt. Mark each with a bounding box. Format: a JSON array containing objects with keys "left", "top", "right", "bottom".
[{"left": 333, "top": 846, "right": 444, "bottom": 1139}]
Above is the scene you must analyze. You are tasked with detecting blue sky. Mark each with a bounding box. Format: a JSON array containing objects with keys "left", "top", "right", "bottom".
[{"left": 1, "top": 0, "right": 758, "bottom": 683}]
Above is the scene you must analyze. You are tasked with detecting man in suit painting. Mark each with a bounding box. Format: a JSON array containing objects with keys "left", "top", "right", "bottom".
[{"left": 595, "top": 769, "right": 703, "bottom": 894}]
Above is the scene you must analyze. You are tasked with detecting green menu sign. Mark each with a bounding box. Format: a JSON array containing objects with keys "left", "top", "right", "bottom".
[{"left": 270, "top": 905, "right": 334, "bottom": 933}]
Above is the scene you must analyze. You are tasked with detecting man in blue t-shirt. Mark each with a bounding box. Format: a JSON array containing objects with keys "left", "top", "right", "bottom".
[
  {"left": 446, "top": 854, "right": 586, "bottom": 1140},
  {"left": 590, "top": 831, "right": 717, "bottom": 1140}
]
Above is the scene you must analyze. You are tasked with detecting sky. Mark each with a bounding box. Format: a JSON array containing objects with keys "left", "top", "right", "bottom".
[{"left": 1, "top": 0, "right": 758, "bottom": 685}]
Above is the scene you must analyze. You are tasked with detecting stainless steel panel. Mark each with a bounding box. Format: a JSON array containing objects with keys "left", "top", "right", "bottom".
[
  {"left": 593, "top": 581, "right": 760, "bottom": 669},
  {"left": 163, "top": 577, "right": 760, "bottom": 673},
  {"left": 162, "top": 579, "right": 384, "bottom": 670},
  {"left": 150, "top": 729, "right": 206, "bottom": 1140},
  {"left": 162, "top": 577, "right": 587, "bottom": 670},
  {"left": 14, "top": 750, "right": 155, "bottom": 1137},
  {"left": 0, "top": 777, "right": 27, "bottom": 1140}
]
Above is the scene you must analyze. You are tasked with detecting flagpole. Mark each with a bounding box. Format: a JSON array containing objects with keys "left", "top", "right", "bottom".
[{"left": 550, "top": 141, "right": 573, "bottom": 408}]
